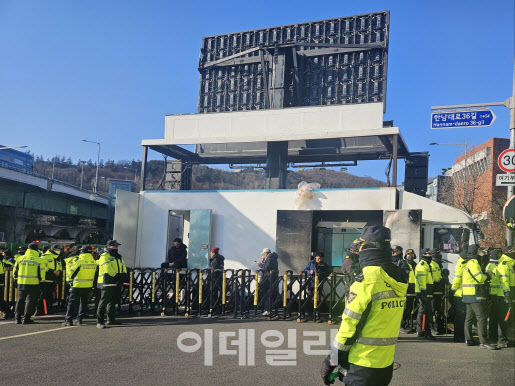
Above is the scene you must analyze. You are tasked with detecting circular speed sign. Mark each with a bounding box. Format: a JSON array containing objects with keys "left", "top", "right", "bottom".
[{"left": 498, "top": 149, "right": 515, "bottom": 173}]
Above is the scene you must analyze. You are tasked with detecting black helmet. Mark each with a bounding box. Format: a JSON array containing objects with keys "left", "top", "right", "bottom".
[{"left": 392, "top": 245, "right": 403, "bottom": 252}]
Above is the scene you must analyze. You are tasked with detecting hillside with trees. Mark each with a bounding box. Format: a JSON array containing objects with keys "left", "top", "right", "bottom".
[{"left": 32, "top": 155, "right": 387, "bottom": 193}]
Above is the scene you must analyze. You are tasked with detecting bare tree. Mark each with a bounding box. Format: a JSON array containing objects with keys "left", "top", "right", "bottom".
[{"left": 438, "top": 168, "right": 505, "bottom": 247}]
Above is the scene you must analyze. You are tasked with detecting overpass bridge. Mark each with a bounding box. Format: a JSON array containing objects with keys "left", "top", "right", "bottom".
[{"left": 0, "top": 166, "right": 110, "bottom": 244}]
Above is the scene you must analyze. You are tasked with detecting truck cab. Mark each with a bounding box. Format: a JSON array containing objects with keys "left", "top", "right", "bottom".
[{"left": 422, "top": 223, "right": 478, "bottom": 278}]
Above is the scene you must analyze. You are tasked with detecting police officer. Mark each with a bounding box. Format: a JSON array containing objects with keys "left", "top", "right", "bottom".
[
  {"left": 391, "top": 245, "right": 403, "bottom": 266},
  {"left": 0, "top": 250, "right": 14, "bottom": 318},
  {"left": 37, "top": 244, "right": 62, "bottom": 315},
  {"left": 63, "top": 245, "right": 80, "bottom": 306},
  {"left": 63, "top": 245, "right": 98, "bottom": 326},
  {"left": 403, "top": 249, "right": 417, "bottom": 270},
  {"left": 431, "top": 250, "right": 446, "bottom": 335},
  {"left": 486, "top": 249, "right": 509, "bottom": 347},
  {"left": 96, "top": 240, "right": 127, "bottom": 328},
  {"left": 497, "top": 245, "right": 515, "bottom": 340},
  {"left": 341, "top": 240, "right": 362, "bottom": 299},
  {"left": 400, "top": 252, "right": 417, "bottom": 333},
  {"left": 13, "top": 243, "right": 45, "bottom": 324},
  {"left": 14, "top": 246, "right": 26, "bottom": 261},
  {"left": 462, "top": 245, "right": 497, "bottom": 349},
  {"left": 451, "top": 250, "right": 468, "bottom": 342},
  {"left": 321, "top": 225, "right": 408, "bottom": 386},
  {"left": 415, "top": 248, "right": 436, "bottom": 340}
]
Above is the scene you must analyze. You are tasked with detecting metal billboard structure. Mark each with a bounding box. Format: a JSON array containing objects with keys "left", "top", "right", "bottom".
[
  {"left": 141, "top": 10, "right": 428, "bottom": 193},
  {"left": 197, "top": 11, "right": 389, "bottom": 113}
]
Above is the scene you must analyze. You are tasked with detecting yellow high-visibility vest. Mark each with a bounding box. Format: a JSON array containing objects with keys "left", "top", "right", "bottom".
[{"left": 333, "top": 266, "right": 408, "bottom": 369}]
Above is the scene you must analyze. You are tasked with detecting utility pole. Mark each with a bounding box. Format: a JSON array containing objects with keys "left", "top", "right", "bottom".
[
  {"left": 79, "top": 160, "right": 85, "bottom": 189},
  {"left": 463, "top": 138, "right": 468, "bottom": 211},
  {"left": 82, "top": 139, "right": 101, "bottom": 193},
  {"left": 51, "top": 157, "right": 56, "bottom": 180}
]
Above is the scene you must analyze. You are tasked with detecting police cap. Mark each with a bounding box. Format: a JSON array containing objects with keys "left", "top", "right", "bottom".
[
  {"left": 349, "top": 239, "right": 362, "bottom": 251},
  {"left": 359, "top": 225, "right": 391, "bottom": 243},
  {"left": 468, "top": 244, "right": 480, "bottom": 255},
  {"left": 81, "top": 245, "right": 93, "bottom": 253}
]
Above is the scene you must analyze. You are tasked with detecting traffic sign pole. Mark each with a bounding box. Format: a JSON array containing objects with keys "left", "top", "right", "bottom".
[
  {"left": 507, "top": 56, "right": 515, "bottom": 246},
  {"left": 498, "top": 149, "right": 515, "bottom": 172},
  {"left": 431, "top": 56, "right": 515, "bottom": 246}
]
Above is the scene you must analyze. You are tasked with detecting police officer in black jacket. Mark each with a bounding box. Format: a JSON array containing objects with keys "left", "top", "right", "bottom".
[
  {"left": 391, "top": 245, "right": 403, "bottom": 266},
  {"left": 341, "top": 240, "right": 362, "bottom": 298}
]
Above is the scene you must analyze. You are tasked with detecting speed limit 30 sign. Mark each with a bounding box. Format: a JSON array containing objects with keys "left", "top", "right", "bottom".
[{"left": 498, "top": 149, "right": 515, "bottom": 172}]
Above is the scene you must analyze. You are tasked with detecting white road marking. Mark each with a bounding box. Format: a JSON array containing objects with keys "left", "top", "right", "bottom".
[
  {"left": 0, "top": 326, "right": 77, "bottom": 341},
  {"left": 0, "top": 314, "right": 64, "bottom": 325}
]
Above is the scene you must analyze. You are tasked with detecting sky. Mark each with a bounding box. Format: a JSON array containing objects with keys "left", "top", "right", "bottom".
[{"left": 0, "top": 0, "right": 514, "bottom": 183}]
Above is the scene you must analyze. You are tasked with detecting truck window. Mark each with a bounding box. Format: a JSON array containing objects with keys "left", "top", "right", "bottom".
[{"left": 433, "top": 228, "right": 470, "bottom": 253}]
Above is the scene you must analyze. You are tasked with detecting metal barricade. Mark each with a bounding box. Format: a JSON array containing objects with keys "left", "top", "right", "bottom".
[
  {"left": 328, "top": 274, "right": 347, "bottom": 324},
  {"left": 0, "top": 264, "right": 360, "bottom": 323},
  {"left": 313, "top": 274, "right": 332, "bottom": 322},
  {"left": 282, "top": 271, "right": 302, "bottom": 321}
]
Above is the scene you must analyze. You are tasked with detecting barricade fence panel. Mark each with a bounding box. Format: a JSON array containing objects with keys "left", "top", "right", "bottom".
[{"left": 0, "top": 268, "right": 463, "bottom": 329}]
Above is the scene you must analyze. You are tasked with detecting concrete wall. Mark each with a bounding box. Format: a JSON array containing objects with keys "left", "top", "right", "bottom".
[
  {"left": 111, "top": 188, "right": 478, "bottom": 277},
  {"left": 113, "top": 190, "right": 140, "bottom": 267},
  {"left": 132, "top": 188, "right": 396, "bottom": 269}
]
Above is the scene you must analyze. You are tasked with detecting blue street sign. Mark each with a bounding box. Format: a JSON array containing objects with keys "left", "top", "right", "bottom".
[{"left": 431, "top": 109, "right": 496, "bottom": 129}]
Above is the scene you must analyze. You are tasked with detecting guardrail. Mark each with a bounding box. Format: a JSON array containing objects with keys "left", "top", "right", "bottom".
[{"left": 0, "top": 164, "right": 109, "bottom": 199}]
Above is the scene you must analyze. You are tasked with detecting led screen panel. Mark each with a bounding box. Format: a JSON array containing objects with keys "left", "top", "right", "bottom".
[{"left": 198, "top": 11, "right": 389, "bottom": 113}]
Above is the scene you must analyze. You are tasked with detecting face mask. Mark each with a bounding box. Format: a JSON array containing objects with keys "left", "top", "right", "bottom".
[{"left": 107, "top": 248, "right": 118, "bottom": 255}]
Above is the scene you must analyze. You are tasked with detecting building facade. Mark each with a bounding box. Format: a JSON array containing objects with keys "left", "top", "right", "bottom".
[
  {"left": 426, "top": 175, "right": 450, "bottom": 202},
  {"left": 444, "top": 138, "right": 509, "bottom": 247}
]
